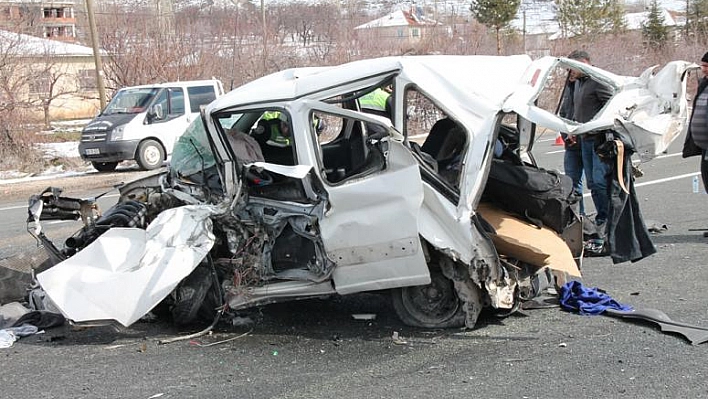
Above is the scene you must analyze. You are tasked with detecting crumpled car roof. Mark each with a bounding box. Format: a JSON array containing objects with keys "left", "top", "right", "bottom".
[{"left": 209, "top": 55, "right": 535, "bottom": 114}]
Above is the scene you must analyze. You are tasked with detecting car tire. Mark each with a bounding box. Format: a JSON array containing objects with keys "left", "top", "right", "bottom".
[
  {"left": 136, "top": 139, "right": 164, "bottom": 170},
  {"left": 171, "top": 266, "right": 213, "bottom": 326},
  {"left": 391, "top": 269, "right": 466, "bottom": 329},
  {"left": 91, "top": 161, "right": 118, "bottom": 172}
]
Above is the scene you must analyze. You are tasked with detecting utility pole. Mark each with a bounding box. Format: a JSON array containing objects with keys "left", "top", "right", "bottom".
[
  {"left": 85, "top": 0, "right": 106, "bottom": 109},
  {"left": 686, "top": 0, "right": 690, "bottom": 41},
  {"left": 261, "top": 0, "right": 267, "bottom": 72},
  {"left": 156, "top": 0, "right": 175, "bottom": 36},
  {"left": 522, "top": 9, "right": 526, "bottom": 54}
]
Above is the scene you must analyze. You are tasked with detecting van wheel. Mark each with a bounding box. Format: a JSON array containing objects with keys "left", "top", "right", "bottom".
[
  {"left": 391, "top": 270, "right": 466, "bottom": 328},
  {"left": 136, "top": 139, "right": 164, "bottom": 170},
  {"left": 91, "top": 161, "right": 118, "bottom": 172}
]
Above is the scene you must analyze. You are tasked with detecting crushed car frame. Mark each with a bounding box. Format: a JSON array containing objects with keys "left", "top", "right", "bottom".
[{"left": 27, "top": 55, "right": 694, "bottom": 328}]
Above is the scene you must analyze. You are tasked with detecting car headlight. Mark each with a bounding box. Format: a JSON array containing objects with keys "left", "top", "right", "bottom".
[{"left": 110, "top": 124, "right": 125, "bottom": 141}]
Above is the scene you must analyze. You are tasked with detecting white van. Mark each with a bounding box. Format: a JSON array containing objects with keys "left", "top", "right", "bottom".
[{"left": 78, "top": 79, "right": 224, "bottom": 172}]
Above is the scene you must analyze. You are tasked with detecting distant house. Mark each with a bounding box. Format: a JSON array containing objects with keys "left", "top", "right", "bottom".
[
  {"left": 513, "top": 6, "right": 682, "bottom": 56},
  {"left": 0, "top": 0, "right": 78, "bottom": 42},
  {"left": 0, "top": 29, "right": 103, "bottom": 120},
  {"left": 512, "top": 19, "right": 559, "bottom": 58},
  {"left": 547, "top": 7, "right": 681, "bottom": 41},
  {"left": 354, "top": 9, "right": 441, "bottom": 49},
  {"left": 624, "top": 8, "right": 678, "bottom": 31}
]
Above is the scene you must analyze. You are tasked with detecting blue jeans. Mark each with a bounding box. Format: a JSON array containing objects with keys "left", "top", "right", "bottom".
[
  {"left": 563, "top": 148, "right": 585, "bottom": 215},
  {"left": 580, "top": 136, "right": 609, "bottom": 225}
]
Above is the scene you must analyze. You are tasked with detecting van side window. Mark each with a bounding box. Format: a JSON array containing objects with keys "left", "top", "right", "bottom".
[
  {"left": 404, "top": 88, "right": 467, "bottom": 189},
  {"left": 168, "top": 88, "right": 185, "bottom": 116},
  {"left": 188, "top": 86, "right": 217, "bottom": 113},
  {"left": 313, "top": 111, "right": 388, "bottom": 184},
  {"left": 149, "top": 88, "right": 185, "bottom": 122}
]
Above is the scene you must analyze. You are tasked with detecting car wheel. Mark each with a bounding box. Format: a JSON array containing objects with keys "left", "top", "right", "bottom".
[
  {"left": 136, "top": 139, "right": 164, "bottom": 170},
  {"left": 91, "top": 161, "right": 118, "bottom": 172},
  {"left": 391, "top": 270, "right": 466, "bottom": 328},
  {"left": 171, "top": 266, "right": 213, "bottom": 326}
]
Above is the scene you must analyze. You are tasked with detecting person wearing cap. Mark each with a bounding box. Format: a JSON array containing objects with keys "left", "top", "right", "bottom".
[
  {"left": 684, "top": 52, "right": 708, "bottom": 192},
  {"left": 567, "top": 50, "right": 613, "bottom": 232}
]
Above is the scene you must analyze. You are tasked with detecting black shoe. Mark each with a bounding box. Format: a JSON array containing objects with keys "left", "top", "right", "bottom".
[{"left": 584, "top": 238, "right": 608, "bottom": 257}]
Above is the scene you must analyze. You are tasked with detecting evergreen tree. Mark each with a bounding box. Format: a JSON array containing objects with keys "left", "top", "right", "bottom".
[
  {"left": 642, "top": 0, "right": 669, "bottom": 48},
  {"left": 686, "top": 0, "right": 708, "bottom": 43},
  {"left": 556, "top": 0, "right": 626, "bottom": 39},
  {"left": 469, "top": 0, "right": 520, "bottom": 55}
]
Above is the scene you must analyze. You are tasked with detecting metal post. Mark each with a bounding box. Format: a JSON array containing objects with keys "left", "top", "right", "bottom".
[
  {"left": 261, "top": 0, "right": 267, "bottom": 71},
  {"left": 85, "top": 0, "right": 106, "bottom": 110},
  {"left": 523, "top": 9, "right": 526, "bottom": 54}
]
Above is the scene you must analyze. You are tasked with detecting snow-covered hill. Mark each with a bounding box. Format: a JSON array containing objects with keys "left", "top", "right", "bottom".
[
  {"left": 173, "top": 0, "right": 687, "bottom": 15},
  {"left": 171, "top": 0, "right": 688, "bottom": 36}
]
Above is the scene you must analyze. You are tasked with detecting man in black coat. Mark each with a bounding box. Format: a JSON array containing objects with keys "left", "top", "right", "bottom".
[
  {"left": 568, "top": 50, "right": 614, "bottom": 229},
  {"left": 683, "top": 51, "right": 708, "bottom": 191}
]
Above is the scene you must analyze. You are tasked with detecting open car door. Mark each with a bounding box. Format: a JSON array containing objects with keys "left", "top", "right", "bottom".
[
  {"left": 298, "top": 102, "right": 430, "bottom": 295},
  {"left": 503, "top": 56, "right": 696, "bottom": 160}
]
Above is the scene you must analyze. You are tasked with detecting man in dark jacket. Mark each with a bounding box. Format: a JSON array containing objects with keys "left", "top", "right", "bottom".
[
  {"left": 683, "top": 52, "right": 708, "bottom": 191},
  {"left": 559, "top": 72, "right": 585, "bottom": 215},
  {"left": 568, "top": 50, "right": 613, "bottom": 230}
]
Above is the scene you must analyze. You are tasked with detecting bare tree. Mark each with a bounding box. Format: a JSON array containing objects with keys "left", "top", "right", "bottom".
[
  {"left": 26, "top": 45, "right": 82, "bottom": 128},
  {"left": 0, "top": 31, "right": 44, "bottom": 169}
]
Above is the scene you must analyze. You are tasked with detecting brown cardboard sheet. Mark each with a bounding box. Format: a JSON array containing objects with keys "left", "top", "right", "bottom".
[{"left": 477, "top": 202, "right": 581, "bottom": 278}]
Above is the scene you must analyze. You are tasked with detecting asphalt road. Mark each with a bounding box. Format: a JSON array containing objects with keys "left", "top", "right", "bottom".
[
  {"left": 1, "top": 133, "right": 707, "bottom": 399},
  {"left": 0, "top": 166, "right": 155, "bottom": 260}
]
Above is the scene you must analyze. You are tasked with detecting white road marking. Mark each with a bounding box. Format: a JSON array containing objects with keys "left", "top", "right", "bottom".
[
  {"left": 0, "top": 159, "right": 700, "bottom": 211},
  {"left": 580, "top": 171, "right": 701, "bottom": 198},
  {"left": 654, "top": 152, "right": 682, "bottom": 160},
  {"left": 0, "top": 193, "right": 119, "bottom": 212},
  {"left": 635, "top": 171, "right": 701, "bottom": 188}
]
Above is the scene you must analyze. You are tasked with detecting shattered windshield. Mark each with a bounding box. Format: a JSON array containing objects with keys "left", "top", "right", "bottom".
[
  {"left": 171, "top": 117, "right": 217, "bottom": 178},
  {"left": 103, "top": 88, "right": 158, "bottom": 115}
]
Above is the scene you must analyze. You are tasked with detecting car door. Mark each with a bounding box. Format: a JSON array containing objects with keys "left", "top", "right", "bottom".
[
  {"left": 147, "top": 86, "right": 189, "bottom": 155},
  {"left": 295, "top": 101, "right": 430, "bottom": 295},
  {"left": 503, "top": 56, "right": 696, "bottom": 160}
]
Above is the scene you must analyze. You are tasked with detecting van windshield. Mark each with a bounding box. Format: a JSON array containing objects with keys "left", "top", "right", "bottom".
[{"left": 103, "top": 88, "right": 159, "bottom": 115}]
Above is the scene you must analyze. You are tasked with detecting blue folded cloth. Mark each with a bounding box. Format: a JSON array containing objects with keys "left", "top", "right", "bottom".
[{"left": 559, "top": 280, "right": 633, "bottom": 315}]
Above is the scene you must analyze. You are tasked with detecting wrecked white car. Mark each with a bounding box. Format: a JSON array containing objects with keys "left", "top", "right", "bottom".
[{"left": 27, "top": 55, "right": 693, "bottom": 329}]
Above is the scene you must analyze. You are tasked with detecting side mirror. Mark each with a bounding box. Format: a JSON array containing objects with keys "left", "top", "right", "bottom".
[{"left": 148, "top": 103, "right": 164, "bottom": 122}]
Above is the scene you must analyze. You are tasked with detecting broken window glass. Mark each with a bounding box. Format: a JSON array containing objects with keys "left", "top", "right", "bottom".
[{"left": 171, "top": 117, "right": 216, "bottom": 179}]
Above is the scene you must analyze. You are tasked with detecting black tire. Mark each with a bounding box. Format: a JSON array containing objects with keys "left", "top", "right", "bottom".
[
  {"left": 91, "top": 161, "right": 118, "bottom": 172},
  {"left": 198, "top": 278, "right": 221, "bottom": 322},
  {"left": 136, "top": 139, "right": 164, "bottom": 170},
  {"left": 171, "top": 266, "right": 213, "bottom": 326},
  {"left": 391, "top": 270, "right": 466, "bottom": 329}
]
